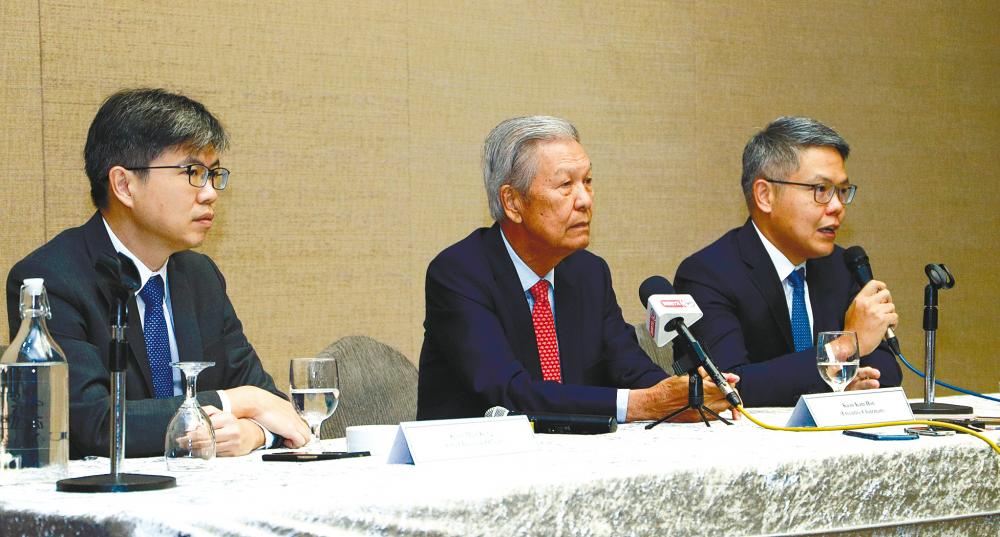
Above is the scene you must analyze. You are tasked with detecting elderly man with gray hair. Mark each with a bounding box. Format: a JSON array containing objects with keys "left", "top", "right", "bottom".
[
  {"left": 674, "top": 116, "right": 902, "bottom": 407},
  {"left": 417, "top": 116, "right": 737, "bottom": 422}
]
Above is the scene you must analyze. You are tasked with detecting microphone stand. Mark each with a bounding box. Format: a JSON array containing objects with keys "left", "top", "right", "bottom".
[
  {"left": 909, "top": 276, "right": 972, "bottom": 415},
  {"left": 646, "top": 321, "right": 732, "bottom": 429},
  {"left": 57, "top": 255, "right": 176, "bottom": 492}
]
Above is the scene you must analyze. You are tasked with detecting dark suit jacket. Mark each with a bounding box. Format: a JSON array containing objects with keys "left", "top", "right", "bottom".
[
  {"left": 6, "top": 212, "right": 284, "bottom": 458},
  {"left": 417, "top": 224, "right": 668, "bottom": 420},
  {"left": 674, "top": 219, "right": 901, "bottom": 407}
]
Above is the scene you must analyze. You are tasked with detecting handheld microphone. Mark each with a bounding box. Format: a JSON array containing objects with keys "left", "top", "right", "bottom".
[
  {"left": 484, "top": 407, "right": 617, "bottom": 435},
  {"left": 638, "top": 276, "right": 742, "bottom": 407},
  {"left": 843, "top": 246, "right": 901, "bottom": 355}
]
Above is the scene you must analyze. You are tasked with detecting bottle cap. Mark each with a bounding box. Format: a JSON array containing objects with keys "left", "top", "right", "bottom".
[{"left": 23, "top": 278, "right": 45, "bottom": 295}]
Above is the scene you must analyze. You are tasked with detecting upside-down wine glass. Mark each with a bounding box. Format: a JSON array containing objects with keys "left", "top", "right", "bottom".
[{"left": 164, "top": 362, "right": 216, "bottom": 471}]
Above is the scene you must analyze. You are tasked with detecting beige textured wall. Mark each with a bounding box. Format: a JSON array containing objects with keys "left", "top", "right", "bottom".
[{"left": 3, "top": 1, "right": 997, "bottom": 398}]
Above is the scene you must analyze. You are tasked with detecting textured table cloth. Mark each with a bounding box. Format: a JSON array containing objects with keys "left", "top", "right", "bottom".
[{"left": 1, "top": 395, "right": 998, "bottom": 536}]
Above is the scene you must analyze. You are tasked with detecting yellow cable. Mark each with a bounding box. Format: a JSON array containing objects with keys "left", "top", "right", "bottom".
[{"left": 736, "top": 405, "right": 1000, "bottom": 455}]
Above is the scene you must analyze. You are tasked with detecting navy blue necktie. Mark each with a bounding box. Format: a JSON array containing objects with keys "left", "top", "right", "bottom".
[
  {"left": 139, "top": 275, "right": 174, "bottom": 398},
  {"left": 787, "top": 268, "right": 812, "bottom": 352}
]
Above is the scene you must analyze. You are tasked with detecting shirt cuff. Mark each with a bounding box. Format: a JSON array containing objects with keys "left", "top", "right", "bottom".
[
  {"left": 248, "top": 419, "right": 277, "bottom": 450},
  {"left": 616, "top": 389, "right": 630, "bottom": 423},
  {"left": 217, "top": 390, "right": 231, "bottom": 413},
  {"left": 217, "top": 390, "right": 274, "bottom": 449}
]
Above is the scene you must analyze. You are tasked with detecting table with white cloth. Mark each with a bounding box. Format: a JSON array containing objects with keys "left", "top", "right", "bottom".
[{"left": 1, "top": 394, "right": 998, "bottom": 536}]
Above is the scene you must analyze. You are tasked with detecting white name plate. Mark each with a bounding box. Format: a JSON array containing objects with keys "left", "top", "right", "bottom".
[
  {"left": 387, "top": 416, "right": 536, "bottom": 465},
  {"left": 786, "top": 387, "right": 914, "bottom": 427}
]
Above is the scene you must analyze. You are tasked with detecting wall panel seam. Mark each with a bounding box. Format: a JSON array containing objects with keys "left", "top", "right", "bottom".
[{"left": 36, "top": 0, "right": 48, "bottom": 236}]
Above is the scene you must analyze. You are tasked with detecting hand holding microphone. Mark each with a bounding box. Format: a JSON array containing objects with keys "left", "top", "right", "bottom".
[
  {"left": 843, "top": 246, "right": 901, "bottom": 356},
  {"left": 844, "top": 280, "right": 898, "bottom": 356}
]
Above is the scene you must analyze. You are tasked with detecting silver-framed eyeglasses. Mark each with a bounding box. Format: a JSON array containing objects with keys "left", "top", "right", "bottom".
[
  {"left": 764, "top": 178, "right": 856, "bottom": 205},
  {"left": 125, "top": 164, "right": 230, "bottom": 190}
]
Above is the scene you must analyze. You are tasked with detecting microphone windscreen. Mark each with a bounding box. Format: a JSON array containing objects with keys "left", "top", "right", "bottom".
[
  {"left": 639, "top": 275, "right": 674, "bottom": 307},
  {"left": 843, "top": 245, "right": 869, "bottom": 271},
  {"left": 843, "top": 245, "right": 873, "bottom": 284}
]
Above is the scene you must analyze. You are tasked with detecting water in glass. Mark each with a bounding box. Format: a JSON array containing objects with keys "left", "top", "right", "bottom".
[
  {"left": 816, "top": 331, "right": 860, "bottom": 392},
  {"left": 289, "top": 358, "right": 340, "bottom": 451}
]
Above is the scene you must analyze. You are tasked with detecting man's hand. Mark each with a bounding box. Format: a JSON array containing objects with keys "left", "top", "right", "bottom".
[
  {"left": 844, "top": 279, "right": 898, "bottom": 356},
  {"left": 223, "top": 386, "right": 311, "bottom": 448},
  {"left": 202, "top": 405, "right": 265, "bottom": 456},
  {"left": 626, "top": 370, "right": 740, "bottom": 422},
  {"left": 845, "top": 366, "right": 881, "bottom": 392}
]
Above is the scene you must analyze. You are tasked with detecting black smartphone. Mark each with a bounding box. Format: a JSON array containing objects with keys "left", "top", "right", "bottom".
[
  {"left": 262, "top": 451, "right": 371, "bottom": 462},
  {"left": 843, "top": 430, "right": 918, "bottom": 441}
]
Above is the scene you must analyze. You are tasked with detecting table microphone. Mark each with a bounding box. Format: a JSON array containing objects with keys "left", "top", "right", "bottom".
[
  {"left": 639, "top": 276, "right": 742, "bottom": 407},
  {"left": 484, "top": 407, "right": 617, "bottom": 434},
  {"left": 843, "top": 246, "right": 902, "bottom": 355}
]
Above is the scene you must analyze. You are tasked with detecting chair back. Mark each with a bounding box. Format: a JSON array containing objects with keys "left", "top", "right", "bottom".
[{"left": 316, "top": 335, "right": 418, "bottom": 439}]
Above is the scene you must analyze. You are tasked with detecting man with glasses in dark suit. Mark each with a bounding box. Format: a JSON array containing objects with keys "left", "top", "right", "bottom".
[
  {"left": 674, "top": 117, "right": 902, "bottom": 406},
  {"left": 6, "top": 88, "right": 310, "bottom": 458}
]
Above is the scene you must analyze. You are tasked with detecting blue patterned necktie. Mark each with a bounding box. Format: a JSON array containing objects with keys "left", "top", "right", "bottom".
[
  {"left": 139, "top": 275, "right": 174, "bottom": 398},
  {"left": 787, "top": 268, "right": 812, "bottom": 352}
]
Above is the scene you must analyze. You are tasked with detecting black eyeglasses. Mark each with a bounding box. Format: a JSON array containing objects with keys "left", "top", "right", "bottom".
[
  {"left": 764, "top": 178, "right": 856, "bottom": 205},
  {"left": 125, "top": 164, "right": 230, "bottom": 190}
]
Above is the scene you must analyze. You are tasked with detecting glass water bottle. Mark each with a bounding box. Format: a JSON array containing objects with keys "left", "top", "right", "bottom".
[{"left": 0, "top": 278, "right": 70, "bottom": 483}]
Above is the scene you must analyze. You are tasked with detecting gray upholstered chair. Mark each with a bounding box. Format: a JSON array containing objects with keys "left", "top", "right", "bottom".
[
  {"left": 634, "top": 323, "right": 676, "bottom": 374},
  {"left": 316, "top": 335, "right": 418, "bottom": 439}
]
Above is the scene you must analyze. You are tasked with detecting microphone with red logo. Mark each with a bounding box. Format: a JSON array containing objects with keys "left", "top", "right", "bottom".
[{"left": 639, "top": 276, "right": 742, "bottom": 407}]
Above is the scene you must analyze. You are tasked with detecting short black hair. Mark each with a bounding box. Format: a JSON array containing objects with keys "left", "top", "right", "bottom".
[{"left": 84, "top": 88, "right": 229, "bottom": 209}]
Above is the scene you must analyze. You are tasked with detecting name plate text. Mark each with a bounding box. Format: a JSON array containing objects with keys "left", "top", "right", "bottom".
[{"left": 786, "top": 387, "right": 914, "bottom": 427}]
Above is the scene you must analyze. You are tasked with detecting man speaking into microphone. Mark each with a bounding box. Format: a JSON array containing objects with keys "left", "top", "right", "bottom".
[
  {"left": 417, "top": 116, "right": 737, "bottom": 423},
  {"left": 674, "top": 117, "right": 902, "bottom": 406}
]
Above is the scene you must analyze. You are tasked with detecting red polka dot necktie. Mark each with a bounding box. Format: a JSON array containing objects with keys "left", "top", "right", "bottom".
[{"left": 529, "top": 279, "right": 562, "bottom": 382}]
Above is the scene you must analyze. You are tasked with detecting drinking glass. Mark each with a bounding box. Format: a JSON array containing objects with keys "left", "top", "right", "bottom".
[
  {"left": 289, "top": 358, "right": 340, "bottom": 451},
  {"left": 164, "top": 362, "right": 216, "bottom": 470},
  {"left": 816, "top": 331, "right": 860, "bottom": 392}
]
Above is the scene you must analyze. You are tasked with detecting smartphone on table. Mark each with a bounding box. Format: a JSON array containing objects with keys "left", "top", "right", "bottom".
[{"left": 842, "top": 430, "right": 918, "bottom": 441}]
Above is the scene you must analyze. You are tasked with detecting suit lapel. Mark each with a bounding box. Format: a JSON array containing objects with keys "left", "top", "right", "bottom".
[
  {"left": 125, "top": 296, "right": 154, "bottom": 392},
  {"left": 484, "top": 225, "right": 542, "bottom": 379},
  {"left": 166, "top": 260, "right": 203, "bottom": 364},
  {"left": 806, "top": 256, "right": 838, "bottom": 334},
  {"left": 737, "top": 220, "right": 795, "bottom": 350},
  {"left": 552, "top": 262, "right": 581, "bottom": 384}
]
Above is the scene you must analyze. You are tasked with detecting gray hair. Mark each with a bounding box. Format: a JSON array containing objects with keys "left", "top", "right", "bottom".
[
  {"left": 741, "top": 116, "right": 850, "bottom": 205},
  {"left": 482, "top": 116, "right": 580, "bottom": 222}
]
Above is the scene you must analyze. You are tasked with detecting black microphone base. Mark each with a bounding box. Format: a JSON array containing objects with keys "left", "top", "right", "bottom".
[
  {"left": 910, "top": 401, "right": 974, "bottom": 415},
  {"left": 57, "top": 473, "right": 176, "bottom": 493},
  {"left": 645, "top": 403, "right": 732, "bottom": 429},
  {"left": 645, "top": 374, "right": 732, "bottom": 429}
]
